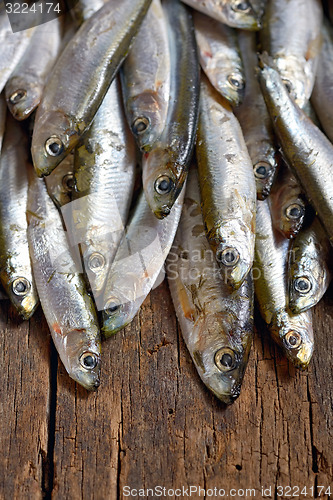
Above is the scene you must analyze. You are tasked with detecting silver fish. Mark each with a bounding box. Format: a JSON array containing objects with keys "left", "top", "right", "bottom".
[
  {"left": 27, "top": 170, "right": 101, "bottom": 391},
  {"left": 166, "top": 166, "right": 254, "bottom": 404},
  {"left": 254, "top": 199, "right": 314, "bottom": 369},
  {"left": 288, "top": 217, "right": 332, "bottom": 314},
  {"left": 102, "top": 188, "right": 185, "bottom": 337},
  {"left": 193, "top": 11, "right": 245, "bottom": 106},
  {"left": 71, "top": 77, "right": 136, "bottom": 304},
  {"left": 0, "top": 117, "right": 39, "bottom": 320},
  {"left": 121, "top": 0, "right": 170, "bottom": 151}
]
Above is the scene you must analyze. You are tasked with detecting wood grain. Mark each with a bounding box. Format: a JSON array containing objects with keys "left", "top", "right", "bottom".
[{"left": 0, "top": 281, "right": 332, "bottom": 499}]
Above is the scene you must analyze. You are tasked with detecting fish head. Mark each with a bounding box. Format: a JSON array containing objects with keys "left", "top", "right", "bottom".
[
  {"left": 253, "top": 149, "right": 278, "bottom": 200},
  {"left": 216, "top": 220, "right": 254, "bottom": 289},
  {"left": 142, "top": 146, "right": 183, "bottom": 219},
  {"left": 226, "top": 1, "right": 261, "bottom": 30},
  {"left": 274, "top": 309, "right": 314, "bottom": 369},
  {"left": 52, "top": 326, "right": 101, "bottom": 390},
  {"left": 289, "top": 273, "right": 317, "bottom": 313},
  {"left": 31, "top": 109, "right": 78, "bottom": 177},
  {"left": 279, "top": 199, "right": 306, "bottom": 238},
  {"left": 218, "top": 72, "right": 245, "bottom": 107},
  {"left": 101, "top": 294, "right": 136, "bottom": 337},
  {"left": 6, "top": 76, "right": 42, "bottom": 121},
  {"left": 5, "top": 274, "right": 39, "bottom": 320},
  {"left": 45, "top": 153, "right": 74, "bottom": 208},
  {"left": 191, "top": 312, "right": 252, "bottom": 404},
  {"left": 129, "top": 91, "right": 167, "bottom": 152},
  {"left": 274, "top": 56, "right": 312, "bottom": 109}
]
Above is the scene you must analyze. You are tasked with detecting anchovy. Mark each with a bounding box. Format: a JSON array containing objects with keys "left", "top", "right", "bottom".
[
  {"left": 269, "top": 162, "right": 306, "bottom": 239},
  {"left": 181, "top": 0, "right": 261, "bottom": 30},
  {"left": 71, "top": 78, "right": 136, "bottom": 304},
  {"left": 258, "top": 55, "right": 333, "bottom": 247},
  {"left": 0, "top": 117, "right": 39, "bottom": 319},
  {"left": 27, "top": 170, "right": 101, "bottom": 390},
  {"left": 121, "top": 0, "right": 170, "bottom": 151},
  {"left": 235, "top": 30, "right": 277, "bottom": 200},
  {"left": 5, "top": 16, "right": 62, "bottom": 120},
  {"left": 142, "top": 0, "right": 200, "bottom": 219},
  {"left": 194, "top": 10, "right": 245, "bottom": 106},
  {"left": 166, "top": 166, "right": 254, "bottom": 404},
  {"left": 254, "top": 199, "right": 314, "bottom": 368},
  {"left": 288, "top": 217, "right": 332, "bottom": 314},
  {"left": 196, "top": 76, "right": 256, "bottom": 289},
  {"left": 31, "top": 0, "right": 152, "bottom": 177},
  {"left": 102, "top": 188, "right": 185, "bottom": 337},
  {"left": 260, "top": 0, "right": 322, "bottom": 108}
]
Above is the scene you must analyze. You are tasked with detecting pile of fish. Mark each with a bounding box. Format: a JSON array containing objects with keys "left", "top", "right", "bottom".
[{"left": 0, "top": 0, "right": 332, "bottom": 404}]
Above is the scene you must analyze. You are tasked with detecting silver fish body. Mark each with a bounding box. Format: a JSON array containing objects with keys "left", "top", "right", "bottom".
[
  {"left": 288, "top": 217, "right": 332, "bottom": 314},
  {"left": 0, "top": 117, "right": 38, "bottom": 319},
  {"left": 70, "top": 0, "right": 109, "bottom": 26},
  {"left": 31, "top": 0, "right": 152, "bottom": 177},
  {"left": 260, "top": 0, "right": 322, "bottom": 108},
  {"left": 196, "top": 76, "right": 256, "bottom": 289},
  {"left": 5, "top": 16, "right": 63, "bottom": 120},
  {"left": 167, "top": 167, "right": 254, "bottom": 404},
  {"left": 121, "top": 0, "right": 170, "bottom": 151},
  {"left": 254, "top": 199, "right": 314, "bottom": 369},
  {"left": 235, "top": 30, "right": 277, "bottom": 200},
  {"left": 258, "top": 56, "right": 333, "bottom": 247},
  {"left": 194, "top": 11, "right": 245, "bottom": 106},
  {"left": 142, "top": 0, "right": 200, "bottom": 219},
  {"left": 102, "top": 188, "right": 185, "bottom": 337},
  {"left": 72, "top": 77, "right": 136, "bottom": 304},
  {"left": 27, "top": 171, "right": 101, "bottom": 390},
  {"left": 181, "top": 0, "right": 261, "bottom": 30}
]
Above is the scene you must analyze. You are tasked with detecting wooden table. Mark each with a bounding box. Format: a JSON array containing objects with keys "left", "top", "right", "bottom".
[{"left": 1, "top": 280, "right": 332, "bottom": 499}]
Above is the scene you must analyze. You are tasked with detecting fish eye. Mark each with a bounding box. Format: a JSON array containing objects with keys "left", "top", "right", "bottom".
[
  {"left": 232, "top": 1, "right": 251, "bottom": 13},
  {"left": 132, "top": 116, "right": 150, "bottom": 135},
  {"left": 62, "top": 173, "right": 75, "bottom": 192},
  {"left": 88, "top": 252, "right": 106, "bottom": 272},
  {"left": 45, "top": 136, "right": 64, "bottom": 157},
  {"left": 282, "top": 79, "right": 293, "bottom": 95},
  {"left": 154, "top": 175, "right": 174, "bottom": 195},
  {"left": 227, "top": 74, "right": 245, "bottom": 90},
  {"left": 217, "top": 247, "right": 240, "bottom": 267},
  {"left": 9, "top": 89, "right": 27, "bottom": 104},
  {"left": 294, "top": 276, "right": 312, "bottom": 294},
  {"left": 215, "top": 347, "right": 237, "bottom": 372},
  {"left": 12, "top": 277, "right": 31, "bottom": 296},
  {"left": 285, "top": 203, "right": 304, "bottom": 220},
  {"left": 79, "top": 351, "right": 98, "bottom": 370},
  {"left": 104, "top": 298, "right": 121, "bottom": 316},
  {"left": 284, "top": 331, "right": 302, "bottom": 349},
  {"left": 254, "top": 161, "right": 270, "bottom": 179}
]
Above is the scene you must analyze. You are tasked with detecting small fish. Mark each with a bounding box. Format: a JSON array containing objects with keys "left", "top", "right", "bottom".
[
  {"left": 196, "top": 76, "right": 256, "bottom": 289},
  {"left": 27, "top": 170, "right": 101, "bottom": 390},
  {"left": 0, "top": 10, "right": 35, "bottom": 94},
  {"left": 193, "top": 10, "right": 245, "bottom": 106},
  {"left": 181, "top": 0, "right": 261, "bottom": 30},
  {"left": 0, "top": 117, "right": 39, "bottom": 320},
  {"left": 121, "top": 0, "right": 170, "bottom": 151},
  {"left": 258, "top": 55, "right": 333, "bottom": 247},
  {"left": 45, "top": 151, "right": 75, "bottom": 208},
  {"left": 269, "top": 162, "right": 306, "bottom": 239},
  {"left": 102, "top": 188, "right": 184, "bottom": 337},
  {"left": 166, "top": 166, "right": 254, "bottom": 404},
  {"left": 288, "top": 217, "right": 332, "bottom": 314},
  {"left": 254, "top": 199, "right": 314, "bottom": 369},
  {"left": 5, "top": 16, "right": 63, "bottom": 120},
  {"left": 235, "top": 30, "right": 277, "bottom": 200},
  {"left": 311, "top": 19, "right": 333, "bottom": 143},
  {"left": 142, "top": 0, "right": 200, "bottom": 219},
  {"left": 71, "top": 77, "right": 136, "bottom": 304},
  {"left": 31, "top": 0, "right": 152, "bottom": 178},
  {"left": 260, "top": 0, "right": 322, "bottom": 108}
]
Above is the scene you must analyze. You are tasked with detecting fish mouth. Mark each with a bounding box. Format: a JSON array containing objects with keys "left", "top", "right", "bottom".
[{"left": 282, "top": 330, "right": 314, "bottom": 369}]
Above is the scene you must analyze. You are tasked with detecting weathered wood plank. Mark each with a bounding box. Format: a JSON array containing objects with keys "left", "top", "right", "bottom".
[
  {"left": 0, "top": 303, "right": 51, "bottom": 500},
  {"left": 51, "top": 280, "right": 333, "bottom": 499}
]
